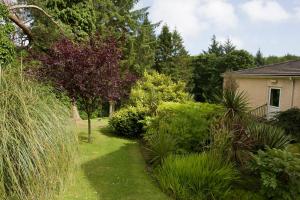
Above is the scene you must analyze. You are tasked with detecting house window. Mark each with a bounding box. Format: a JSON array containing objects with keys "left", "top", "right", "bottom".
[{"left": 270, "top": 88, "right": 280, "bottom": 107}]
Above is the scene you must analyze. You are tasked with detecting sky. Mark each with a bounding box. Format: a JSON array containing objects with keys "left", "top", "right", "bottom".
[{"left": 136, "top": 0, "right": 300, "bottom": 56}]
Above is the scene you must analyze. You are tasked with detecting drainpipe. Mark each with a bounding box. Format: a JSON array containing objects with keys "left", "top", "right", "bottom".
[{"left": 290, "top": 77, "right": 295, "bottom": 108}]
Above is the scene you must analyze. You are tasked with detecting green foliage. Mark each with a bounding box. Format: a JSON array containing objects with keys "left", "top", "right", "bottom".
[
  {"left": 145, "top": 102, "right": 223, "bottom": 154},
  {"left": 247, "top": 123, "right": 292, "bottom": 150},
  {"left": 210, "top": 126, "right": 234, "bottom": 160},
  {"left": 221, "top": 50, "right": 255, "bottom": 71},
  {"left": 93, "top": 0, "right": 155, "bottom": 75},
  {"left": 0, "top": 4, "right": 15, "bottom": 66},
  {"left": 274, "top": 108, "right": 300, "bottom": 140},
  {"left": 154, "top": 25, "right": 192, "bottom": 85},
  {"left": 204, "top": 35, "right": 224, "bottom": 56},
  {"left": 192, "top": 35, "right": 254, "bottom": 102},
  {"left": 130, "top": 15, "right": 157, "bottom": 75},
  {"left": 264, "top": 54, "right": 300, "bottom": 65},
  {"left": 255, "top": 49, "right": 265, "bottom": 66},
  {"left": 130, "top": 71, "right": 192, "bottom": 114},
  {"left": 250, "top": 148, "right": 300, "bottom": 200},
  {"left": 46, "top": 0, "right": 96, "bottom": 39},
  {"left": 94, "top": 0, "right": 143, "bottom": 37},
  {"left": 155, "top": 153, "right": 238, "bottom": 200},
  {"left": 192, "top": 53, "right": 220, "bottom": 102},
  {"left": 109, "top": 106, "right": 147, "bottom": 138},
  {"left": 223, "top": 38, "right": 236, "bottom": 54},
  {"left": 227, "top": 189, "right": 265, "bottom": 200},
  {"left": 0, "top": 69, "right": 77, "bottom": 200}
]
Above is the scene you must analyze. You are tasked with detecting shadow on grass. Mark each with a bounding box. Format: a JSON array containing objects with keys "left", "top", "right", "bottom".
[
  {"left": 78, "top": 132, "right": 97, "bottom": 143},
  {"left": 78, "top": 133, "right": 89, "bottom": 143},
  {"left": 81, "top": 143, "right": 165, "bottom": 200},
  {"left": 99, "top": 126, "right": 140, "bottom": 141}
]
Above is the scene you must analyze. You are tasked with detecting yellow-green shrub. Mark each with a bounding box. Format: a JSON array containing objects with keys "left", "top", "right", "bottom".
[
  {"left": 130, "top": 71, "right": 192, "bottom": 114},
  {"left": 109, "top": 106, "right": 147, "bottom": 138}
]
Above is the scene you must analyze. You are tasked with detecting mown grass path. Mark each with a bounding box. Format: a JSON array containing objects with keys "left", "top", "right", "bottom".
[{"left": 61, "top": 119, "right": 169, "bottom": 200}]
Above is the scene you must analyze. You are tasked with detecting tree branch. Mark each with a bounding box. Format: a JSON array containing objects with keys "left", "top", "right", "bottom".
[
  {"left": 8, "top": 12, "right": 33, "bottom": 42},
  {"left": 5, "top": 4, "right": 66, "bottom": 45},
  {"left": 8, "top": 5, "right": 65, "bottom": 33}
]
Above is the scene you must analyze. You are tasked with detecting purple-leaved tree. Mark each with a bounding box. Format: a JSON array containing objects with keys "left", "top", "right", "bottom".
[{"left": 37, "top": 36, "right": 135, "bottom": 143}]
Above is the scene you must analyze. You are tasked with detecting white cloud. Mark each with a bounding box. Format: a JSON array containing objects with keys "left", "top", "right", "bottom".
[
  {"left": 198, "top": 0, "right": 238, "bottom": 30},
  {"left": 219, "top": 36, "right": 244, "bottom": 49},
  {"left": 149, "top": 0, "right": 238, "bottom": 40},
  {"left": 241, "top": 0, "right": 290, "bottom": 22},
  {"left": 294, "top": 7, "right": 300, "bottom": 20}
]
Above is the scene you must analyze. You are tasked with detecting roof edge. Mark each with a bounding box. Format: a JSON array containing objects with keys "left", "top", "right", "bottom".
[{"left": 233, "top": 59, "right": 300, "bottom": 74}]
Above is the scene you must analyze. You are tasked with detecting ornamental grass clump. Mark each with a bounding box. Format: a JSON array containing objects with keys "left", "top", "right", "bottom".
[
  {"left": 155, "top": 153, "right": 238, "bottom": 200},
  {"left": 0, "top": 71, "right": 77, "bottom": 200}
]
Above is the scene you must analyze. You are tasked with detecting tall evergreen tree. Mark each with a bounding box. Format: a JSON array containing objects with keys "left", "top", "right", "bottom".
[
  {"left": 171, "top": 30, "right": 188, "bottom": 56},
  {"left": 205, "top": 35, "right": 223, "bottom": 56},
  {"left": 154, "top": 26, "right": 191, "bottom": 87},
  {"left": 169, "top": 30, "right": 191, "bottom": 87},
  {"left": 255, "top": 49, "right": 265, "bottom": 66},
  {"left": 132, "top": 15, "right": 157, "bottom": 75},
  {"left": 223, "top": 38, "right": 236, "bottom": 54},
  {"left": 154, "top": 25, "right": 173, "bottom": 72}
]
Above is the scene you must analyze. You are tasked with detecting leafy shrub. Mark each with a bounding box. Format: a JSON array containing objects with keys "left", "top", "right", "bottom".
[
  {"left": 155, "top": 153, "right": 238, "bottom": 200},
  {"left": 247, "top": 123, "right": 292, "bottom": 150},
  {"left": 274, "top": 108, "right": 300, "bottom": 140},
  {"left": 0, "top": 70, "right": 77, "bottom": 200},
  {"left": 250, "top": 148, "right": 300, "bottom": 200},
  {"left": 145, "top": 102, "right": 223, "bottom": 154},
  {"left": 130, "top": 71, "right": 192, "bottom": 114},
  {"left": 109, "top": 106, "right": 147, "bottom": 138},
  {"left": 0, "top": 4, "right": 15, "bottom": 66}
]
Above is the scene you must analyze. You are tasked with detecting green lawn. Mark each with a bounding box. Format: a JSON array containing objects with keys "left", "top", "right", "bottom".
[{"left": 60, "top": 118, "right": 169, "bottom": 200}]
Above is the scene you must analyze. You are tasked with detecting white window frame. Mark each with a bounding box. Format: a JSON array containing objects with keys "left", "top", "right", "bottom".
[{"left": 268, "top": 87, "right": 281, "bottom": 108}]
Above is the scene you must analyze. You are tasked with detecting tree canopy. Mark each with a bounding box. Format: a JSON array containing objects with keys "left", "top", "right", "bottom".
[
  {"left": 154, "top": 25, "right": 191, "bottom": 86},
  {"left": 192, "top": 36, "right": 255, "bottom": 102},
  {"left": 36, "top": 36, "right": 135, "bottom": 142}
]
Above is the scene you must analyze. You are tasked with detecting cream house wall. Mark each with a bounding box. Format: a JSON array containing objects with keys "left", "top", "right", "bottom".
[
  {"left": 233, "top": 77, "right": 300, "bottom": 111},
  {"left": 294, "top": 80, "right": 300, "bottom": 108},
  {"left": 235, "top": 78, "right": 268, "bottom": 109}
]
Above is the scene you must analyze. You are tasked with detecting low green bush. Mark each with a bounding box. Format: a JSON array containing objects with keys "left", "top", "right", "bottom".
[
  {"left": 155, "top": 153, "right": 238, "bottom": 200},
  {"left": 274, "top": 108, "right": 300, "bottom": 140},
  {"left": 250, "top": 148, "right": 300, "bottom": 200},
  {"left": 0, "top": 70, "right": 77, "bottom": 200},
  {"left": 109, "top": 106, "right": 147, "bottom": 138},
  {"left": 144, "top": 102, "right": 223, "bottom": 154}
]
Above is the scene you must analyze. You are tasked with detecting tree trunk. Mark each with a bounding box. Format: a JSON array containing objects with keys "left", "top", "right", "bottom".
[
  {"left": 109, "top": 100, "right": 115, "bottom": 118},
  {"left": 72, "top": 102, "right": 82, "bottom": 121},
  {"left": 87, "top": 114, "right": 92, "bottom": 143}
]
